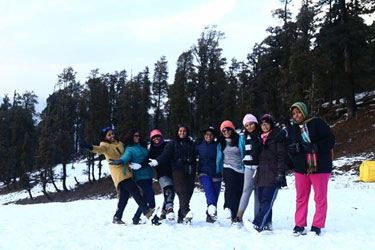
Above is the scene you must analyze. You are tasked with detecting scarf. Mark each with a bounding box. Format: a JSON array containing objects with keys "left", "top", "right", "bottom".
[
  {"left": 261, "top": 131, "right": 271, "bottom": 144},
  {"left": 300, "top": 123, "right": 318, "bottom": 174}
]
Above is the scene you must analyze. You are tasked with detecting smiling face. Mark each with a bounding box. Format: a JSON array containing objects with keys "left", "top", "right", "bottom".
[
  {"left": 152, "top": 135, "right": 161, "bottom": 144},
  {"left": 178, "top": 127, "right": 187, "bottom": 139},
  {"left": 244, "top": 122, "right": 256, "bottom": 133},
  {"left": 261, "top": 122, "right": 271, "bottom": 133},
  {"left": 221, "top": 128, "right": 233, "bottom": 138},
  {"left": 292, "top": 107, "right": 305, "bottom": 123},
  {"left": 105, "top": 130, "right": 115, "bottom": 142}
]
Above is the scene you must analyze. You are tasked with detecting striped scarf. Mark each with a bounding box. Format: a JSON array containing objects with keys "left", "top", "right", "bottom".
[{"left": 300, "top": 123, "right": 317, "bottom": 174}]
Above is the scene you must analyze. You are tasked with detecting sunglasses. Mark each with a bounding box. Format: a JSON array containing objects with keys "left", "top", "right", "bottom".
[
  {"left": 221, "top": 128, "right": 231, "bottom": 133},
  {"left": 102, "top": 126, "right": 113, "bottom": 132},
  {"left": 133, "top": 134, "right": 140, "bottom": 138}
]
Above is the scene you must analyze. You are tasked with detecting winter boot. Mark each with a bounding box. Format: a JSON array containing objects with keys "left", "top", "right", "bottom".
[
  {"left": 253, "top": 224, "right": 263, "bottom": 233},
  {"left": 112, "top": 217, "right": 126, "bottom": 225},
  {"left": 293, "top": 226, "right": 307, "bottom": 236},
  {"left": 206, "top": 215, "right": 216, "bottom": 223},
  {"left": 310, "top": 226, "right": 321, "bottom": 236}
]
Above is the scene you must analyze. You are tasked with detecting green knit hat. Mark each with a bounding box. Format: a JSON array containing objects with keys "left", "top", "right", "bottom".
[{"left": 290, "top": 102, "right": 309, "bottom": 121}]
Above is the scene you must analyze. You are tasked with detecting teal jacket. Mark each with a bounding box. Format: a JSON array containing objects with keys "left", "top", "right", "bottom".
[
  {"left": 120, "top": 143, "right": 154, "bottom": 182},
  {"left": 216, "top": 135, "right": 246, "bottom": 173}
]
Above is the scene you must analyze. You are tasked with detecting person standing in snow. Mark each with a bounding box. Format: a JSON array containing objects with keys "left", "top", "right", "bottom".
[
  {"left": 148, "top": 129, "right": 176, "bottom": 221},
  {"left": 252, "top": 114, "right": 287, "bottom": 232},
  {"left": 288, "top": 102, "right": 335, "bottom": 236},
  {"left": 233, "top": 114, "right": 262, "bottom": 226},
  {"left": 195, "top": 126, "right": 221, "bottom": 223},
  {"left": 149, "top": 124, "right": 197, "bottom": 224},
  {"left": 110, "top": 129, "right": 160, "bottom": 225},
  {"left": 216, "top": 120, "right": 245, "bottom": 223},
  {"left": 81, "top": 126, "right": 158, "bottom": 225}
]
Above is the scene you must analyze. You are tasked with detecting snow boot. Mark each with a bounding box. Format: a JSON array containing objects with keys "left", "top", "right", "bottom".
[
  {"left": 112, "top": 217, "right": 126, "bottom": 225},
  {"left": 151, "top": 215, "right": 161, "bottom": 226},
  {"left": 293, "top": 226, "right": 307, "bottom": 236}
]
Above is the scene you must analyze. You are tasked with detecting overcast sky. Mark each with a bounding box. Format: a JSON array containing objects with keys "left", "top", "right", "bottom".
[{"left": 0, "top": 0, "right": 304, "bottom": 104}]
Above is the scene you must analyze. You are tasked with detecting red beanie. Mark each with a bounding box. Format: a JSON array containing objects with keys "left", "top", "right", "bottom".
[{"left": 220, "top": 120, "right": 235, "bottom": 132}]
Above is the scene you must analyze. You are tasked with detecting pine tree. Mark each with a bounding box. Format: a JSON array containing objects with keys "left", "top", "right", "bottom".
[{"left": 152, "top": 56, "right": 169, "bottom": 129}]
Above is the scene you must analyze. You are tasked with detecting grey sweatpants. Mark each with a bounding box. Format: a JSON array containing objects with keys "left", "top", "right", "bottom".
[{"left": 237, "top": 167, "right": 259, "bottom": 219}]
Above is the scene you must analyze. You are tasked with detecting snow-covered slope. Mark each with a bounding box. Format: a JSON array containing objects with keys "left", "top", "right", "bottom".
[{"left": 1, "top": 156, "right": 375, "bottom": 250}]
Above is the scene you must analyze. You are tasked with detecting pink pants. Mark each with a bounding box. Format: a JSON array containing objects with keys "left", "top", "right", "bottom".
[{"left": 295, "top": 172, "right": 330, "bottom": 228}]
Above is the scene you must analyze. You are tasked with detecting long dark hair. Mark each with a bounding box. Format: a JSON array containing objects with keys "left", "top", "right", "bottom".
[
  {"left": 124, "top": 129, "right": 147, "bottom": 148},
  {"left": 175, "top": 124, "right": 191, "bottom": 142},
  {"left": 243, "top": 123, "right": 261, "bottom": 138},
  {"left": 100, "top": 126, "right": 120, "bottom": 143},
  {"left": 218, "top": 128, "right": 239, "bottom": 151}
]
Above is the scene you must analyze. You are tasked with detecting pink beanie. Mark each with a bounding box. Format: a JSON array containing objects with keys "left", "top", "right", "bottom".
[
  {"left": 220, "top": 120, "right": 235, "bottom": 132},
  {"left": 150, "top": 129, "right": 163, "bottom": 139},
  {"left": 242, "top": 114, "right": 258, "bottom": 127}
]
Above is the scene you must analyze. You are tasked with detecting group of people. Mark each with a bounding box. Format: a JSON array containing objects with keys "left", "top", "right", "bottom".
[{"left": 82, "top": 101, "right": 335, "bottom": 236}]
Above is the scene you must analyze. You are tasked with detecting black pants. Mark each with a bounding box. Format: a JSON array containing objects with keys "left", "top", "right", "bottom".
[
  {"left": 114, "top": 178, "right": 150, "bottom": 220},
  {"left": 223, "top": 168, "right": 244, "bottom": 220},
  {"left": 173, "top": 169, "right": 195, "bottom": 219},
  {"left": 133, "top": 179, "right": 155, "bottom": 220},
  {"left": 253, "top": 187, "right": 278, "bottom": 228}
]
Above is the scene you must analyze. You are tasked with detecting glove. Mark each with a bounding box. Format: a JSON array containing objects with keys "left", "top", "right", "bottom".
[
  {"left": 275, "top": 174, "right": 287, "bottom": 188},
  {"left": 109, "top": 159, "right": 124, "bottom": 166},
  {"left": 301, "top": 142, "right": 318, "bottom": 153},
  {"left": 148, "top": 159, "right": 158, "bottom": 167},
  {"left": 288, "top": 142, "right": 301, "bottom": 155},
  {"left": 129, "top": 162, "right": 142, "bottom": 170},
  {"left": 80, "top": 143, "right": 93, "bottom": 151}
]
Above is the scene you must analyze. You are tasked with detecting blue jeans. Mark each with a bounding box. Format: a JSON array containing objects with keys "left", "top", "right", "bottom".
[
  {"left": 199, "top": 175, "right": 221, "bottom": 214},
  {"left": 253, "top": 187, "right": 278, "bottom": 228}
]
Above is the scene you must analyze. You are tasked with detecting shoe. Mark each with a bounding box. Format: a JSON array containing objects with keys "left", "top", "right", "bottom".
[
  {"left": 263, "top": 223, "right": 272, "bottom": 231},
  {"left": 232, "top": 217, "right": 244, "bottom": 227},
  {"left": 224, "top": 208, "right": 232, "bottom": 219},
  {"left": 145, "top": 208, "right": 155, "bottom": 219},
  {"left": 166, "top": 207, "right": 175, "bottom": 221},
  {"left": 151, "top": 215, "right": 161, "bottom": 226},
  {"left": 206, "top": 215, "right": 216, "bottom": 223},
  {"left": 177, "top": 216, "right": 184, "bottom": 224},
  {"left": 112, "top": 217, "right": 126, "bottom": 225},
  {"left": 184, "top": 211, "right": 193, "bottom": 224},
  {"left": 310, "top": 226, "right": 321, "bottom": 236},
  {"left": 253, "top": 224, "right": 263, "bottom": 232},
  {"left": 207, "top": 205, "right": 217, "bottom": 217},
  {"left": 293, "top": 226, "right": 307, "bottom": 236}
]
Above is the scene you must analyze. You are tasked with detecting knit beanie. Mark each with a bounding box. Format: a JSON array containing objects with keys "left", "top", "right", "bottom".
[
  {"left": 242, "top": 114, "right": 258, "bottom": 127},
  {"left": 290, "top": 102, "right": 309, "bottom": 120},
  {"left": 220, "top": 120, "right": 235, "bottom": 132},
  {"left": 260, "top": 114, "right": 275, "bottom": 129}
]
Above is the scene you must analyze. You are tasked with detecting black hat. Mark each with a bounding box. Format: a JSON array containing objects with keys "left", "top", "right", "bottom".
[{"left": 201, "top": 126, "right": 219, "bottom": 136}]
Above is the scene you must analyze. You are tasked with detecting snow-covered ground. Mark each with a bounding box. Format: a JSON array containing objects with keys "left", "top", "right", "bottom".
[{"left": 1, "top": 155, "right": 375, "bottom": 250}]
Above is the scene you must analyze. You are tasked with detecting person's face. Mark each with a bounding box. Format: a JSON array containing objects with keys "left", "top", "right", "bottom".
[
  {"left": 292, "top": 107, "right": 304, "bottom": 123},
  {"left": 261, "top": 122, "right": 271, "bottom": 133},
  {"left": 245, "top": 122, "right": 256, "bottom": 133},
  {"left": 204, "top": 131, "right": 214, "bottom": 143},
  {"left": 105, "top": 130, "right": 115, "bottom": 142},
  {"left": 152, "top": 135, "right": 162, "bottom": 144},
  {"left": 133, "top": 132, "right": 140, "bottom": 143},
  {"left": 221, "top": 127, "right": 232, "bottom": 138},
  {"left": 178, "top": 127, "right": 187, "bottom": 139}
]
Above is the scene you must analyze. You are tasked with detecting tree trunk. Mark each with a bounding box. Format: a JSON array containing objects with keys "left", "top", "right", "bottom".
[{"left": 49, "top": 166, "right": 61, "bottom": 192}]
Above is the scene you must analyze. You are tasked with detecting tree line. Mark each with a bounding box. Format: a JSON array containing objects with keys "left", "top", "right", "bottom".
[{"left": 0, "top": 0, "right": 374, "bottom": 199}]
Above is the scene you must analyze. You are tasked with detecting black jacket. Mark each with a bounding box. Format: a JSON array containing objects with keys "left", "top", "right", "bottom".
[
  {"left": 157, "top": 138, "right": 197, "bottom": 174},
  {"left": 288, "top": 117, "right": 335, "bottom": 174},
  {"left": 149, "top": 141, "right": 172, "bottom": 179},
  {"left": 255, "top": 130, "right": 288, "bottom": 187}
]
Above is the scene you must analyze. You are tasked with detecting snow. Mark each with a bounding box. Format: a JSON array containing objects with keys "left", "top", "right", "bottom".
[{"left": 1, "top": 156, "right": 375, "bottom": 250}]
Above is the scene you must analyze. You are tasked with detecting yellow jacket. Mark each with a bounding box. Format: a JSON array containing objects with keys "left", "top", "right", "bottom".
[{"left": 92, "top": 140, "right": 132, "bottom": 188}]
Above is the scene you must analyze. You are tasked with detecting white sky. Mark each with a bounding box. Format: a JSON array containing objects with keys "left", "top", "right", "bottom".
[{"left": 1, "top": 0, "right": 303, "bottom": 103}]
